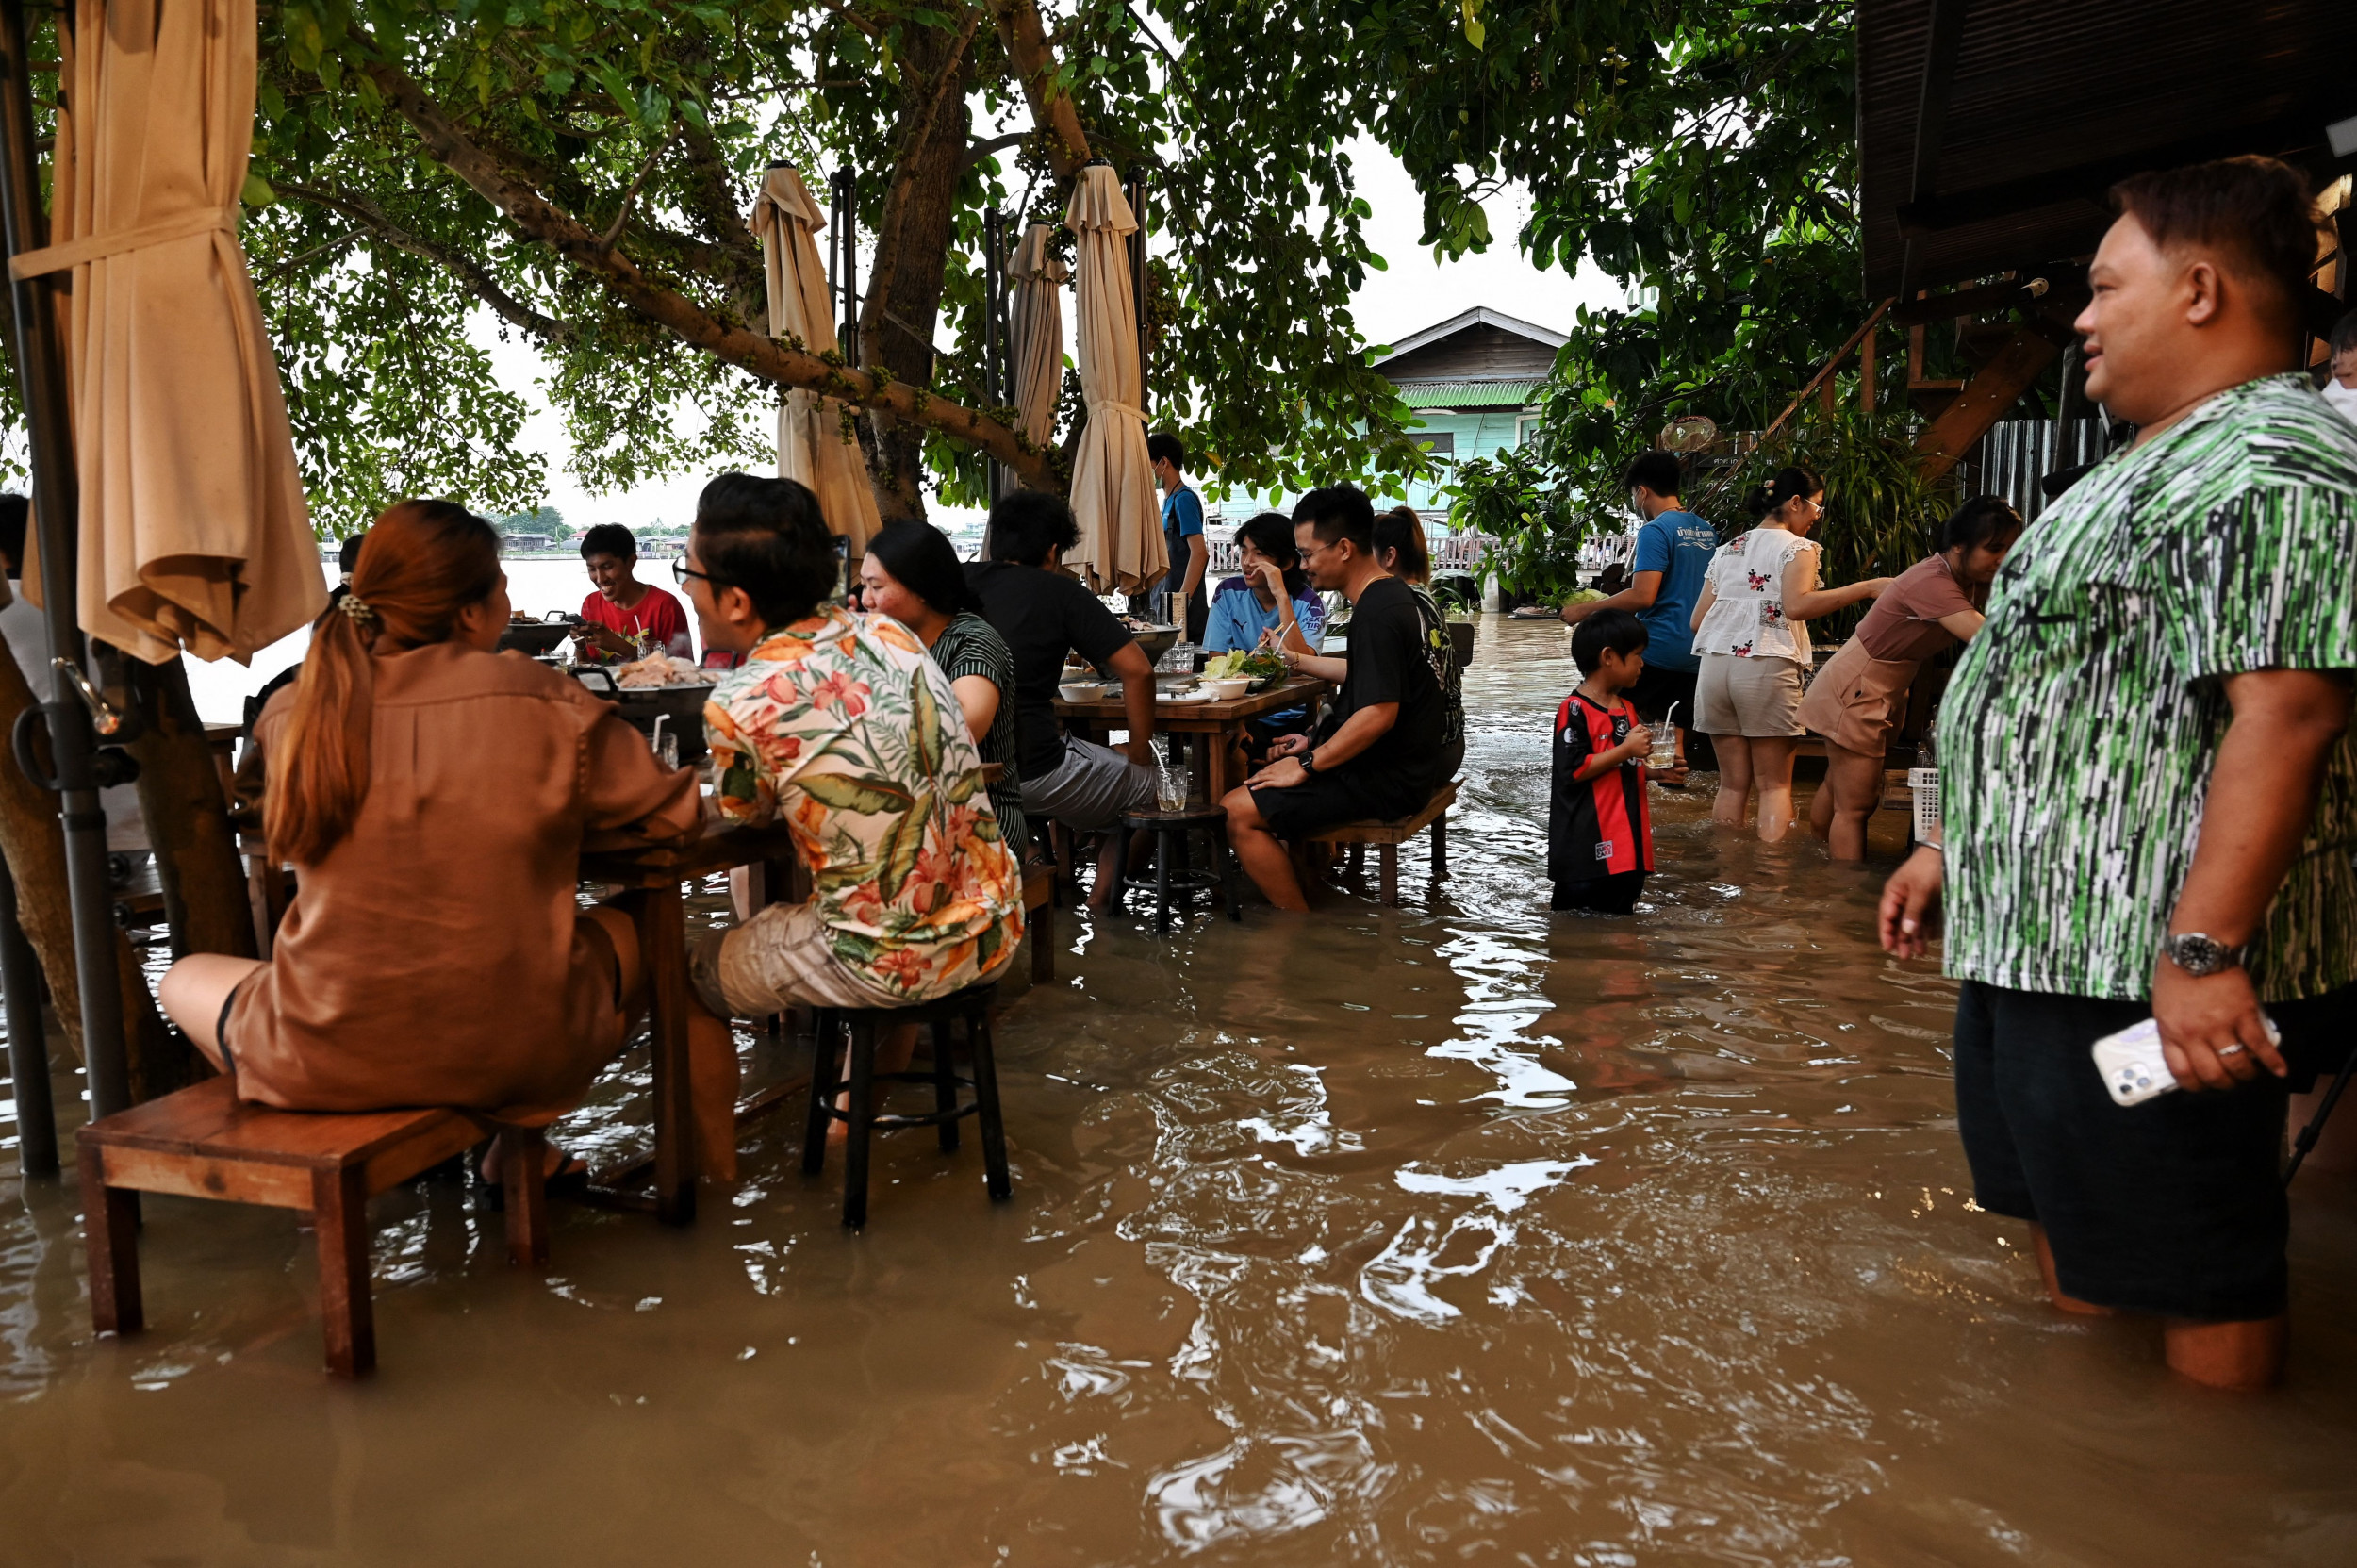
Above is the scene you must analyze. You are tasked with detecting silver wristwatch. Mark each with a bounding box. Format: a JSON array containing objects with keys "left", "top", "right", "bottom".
[{"left": 2161, "top": 931, "right": 2247, "bottom": 977}]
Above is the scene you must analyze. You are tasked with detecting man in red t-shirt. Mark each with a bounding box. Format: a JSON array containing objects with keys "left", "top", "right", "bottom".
[{"left": 574, "top": 522, "right": 692, "bottom": 662}]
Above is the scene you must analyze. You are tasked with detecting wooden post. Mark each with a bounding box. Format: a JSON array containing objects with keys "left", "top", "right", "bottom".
[
  {"left": 639, "top": 883, "right": 697, "bottom": 1225},
  {"left": 78, "top": 1141, "right": 142, "bottom": 1336},
  {"left": 1860, "top": 325, "right": 1878, "bottom": 413},
  {"left": 499, "top": 1125, "right": 551, "bottom": 1268},
  {"left": 128, "top": 656, "right": 257, "bottom": 965},
  {"left": 311, "top": 1164, "right": 375, "bottom": 1378}
]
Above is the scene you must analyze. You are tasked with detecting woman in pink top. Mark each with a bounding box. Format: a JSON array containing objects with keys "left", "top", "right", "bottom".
[
  {"left": 1801, "top": 495, "right": 2022, "bottom": 859},
  {"left": 159, "top": 502, "right": 699, "bottom": 1167}
]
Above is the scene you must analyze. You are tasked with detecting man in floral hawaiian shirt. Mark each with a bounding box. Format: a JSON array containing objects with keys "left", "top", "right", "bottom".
[
  {"left": 673, "top": 473, "right": 1023, "bottom": 1178},
  {"left": 1879, "top": 158, "right": 2355, "bottom": 1389}
]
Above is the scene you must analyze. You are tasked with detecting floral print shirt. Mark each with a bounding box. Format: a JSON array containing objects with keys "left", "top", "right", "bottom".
[
  {"left": 704, "top": 606, "right": 1024, "bottom": 999},
  {"left": 1691, "top": 526, "right": 1820, "bottom": 666}
]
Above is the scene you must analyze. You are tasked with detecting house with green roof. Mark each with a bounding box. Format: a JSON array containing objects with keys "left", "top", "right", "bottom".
[
  {"left": 1203, "top": 306, "right": 1565, "bottom": 579},
  {"left": 1376, "top": 305, "right": 1565, "bottom": 516}
]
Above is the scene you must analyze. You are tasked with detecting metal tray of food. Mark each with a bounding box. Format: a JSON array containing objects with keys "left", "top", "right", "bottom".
[{"left": 498, "top": 617, "right": 578, "bottom": 656}]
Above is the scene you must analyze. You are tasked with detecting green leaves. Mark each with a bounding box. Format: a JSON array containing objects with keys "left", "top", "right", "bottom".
[
  {"left": 910, "top": 672, "right": 941, "bottom": 782},
  {"left": 799, "top": 773, "right": 917, "bottom": 817},
  {"left": 876, "top": 785, "right": 931, "bottom": 899}
]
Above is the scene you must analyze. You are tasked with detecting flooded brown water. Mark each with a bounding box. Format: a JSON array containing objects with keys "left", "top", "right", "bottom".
[{"left": 5, "top": 616, "right": 2356, "bottom": 1566}]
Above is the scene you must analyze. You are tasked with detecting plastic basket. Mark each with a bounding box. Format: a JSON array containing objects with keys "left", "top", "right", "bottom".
[{"left": 1907, "top": 767, "right": 1941, "bottom": 844}]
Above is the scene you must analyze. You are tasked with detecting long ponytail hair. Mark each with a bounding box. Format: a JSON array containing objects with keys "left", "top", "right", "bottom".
[{"left": 267, "top": 500, "right": 502, "bottom": 865}]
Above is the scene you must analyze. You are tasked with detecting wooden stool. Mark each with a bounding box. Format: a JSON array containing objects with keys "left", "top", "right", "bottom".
[
  {"left": 803, "top": 983, "right": 1009, "bottom": 1229},
  {"left": 1113, "top": 805, "right": 1240, "bottom": 931},
  {"left": 1022, "top": 864, "right": 1056, "bottom": 983},
  {"left": 76, "top": 1077, "right": 552, "bottom": 1378},
  {"left": 1307, "top": 779, "right": 1459, "bottom": 906}
]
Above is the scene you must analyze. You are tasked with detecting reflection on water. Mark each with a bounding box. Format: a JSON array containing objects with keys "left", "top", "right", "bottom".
[{"left": 5, "top": 617, "right": 2355, "bottom": 1565}]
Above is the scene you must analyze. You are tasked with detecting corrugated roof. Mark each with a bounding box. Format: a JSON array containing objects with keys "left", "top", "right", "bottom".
[
  {"left": 1858, "top": 0, "right": 2357, "bottom": 299},
  {"left": 1394, "top": 379, "right": 1541, "bottom": 408}
]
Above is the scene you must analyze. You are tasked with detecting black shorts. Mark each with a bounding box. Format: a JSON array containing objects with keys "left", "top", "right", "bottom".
[
  {"left": 1624, "top": 663, "right": 1713, "bottom": 769},
  {"left": 1953, "top": 980, "right": 2356, "bottom": 1322},
  {"left": 1551, "top": 871, "right": 1645, "bottom": 915},
  {"left": 1251, "top": 765, "right": 1429, "bottom": 840}
]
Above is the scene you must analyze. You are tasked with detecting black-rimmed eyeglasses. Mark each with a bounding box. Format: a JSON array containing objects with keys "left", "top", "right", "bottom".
[{"left": 670, "top": 557, "right": 726, "bottom": 590}]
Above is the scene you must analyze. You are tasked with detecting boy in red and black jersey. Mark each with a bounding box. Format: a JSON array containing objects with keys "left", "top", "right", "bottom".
[{"left": 1550, "top": 608, "right": 1656, "bottom": 915}]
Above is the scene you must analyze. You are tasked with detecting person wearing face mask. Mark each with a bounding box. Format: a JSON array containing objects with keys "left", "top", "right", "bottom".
[
  {"left": 2322, "top": 309, "right": 2357, "bottom": 425},
  {"left": 1689, "top": 467, "right": 1889, "bottom": 841},
  {"left": 1802, "top": 495, "right": 2023, "bottom": 860}
]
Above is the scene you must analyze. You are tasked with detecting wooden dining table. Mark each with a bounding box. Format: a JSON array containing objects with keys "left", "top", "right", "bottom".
[
  {"left": 1053, "top": 675, "right": 1330, "bottom": 803},
  {"left": 577, "top": 822, "right": 804, "bottom": 1227}
]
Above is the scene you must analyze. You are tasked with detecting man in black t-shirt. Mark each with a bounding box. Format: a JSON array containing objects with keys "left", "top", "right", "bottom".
[
  {"left": 967, "top": 489, "right": 1160, "bottom": 907},
  {"left": 1220, "top": 485, "right": 1446, "bottom": 910}
]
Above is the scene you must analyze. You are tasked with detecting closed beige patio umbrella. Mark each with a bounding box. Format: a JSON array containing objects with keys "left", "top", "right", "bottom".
[
  {"left": 1063, "top": 166, "right": 1162, "bottom": 595},
  {"left": 750, "top": 163, "right": 881, "bottom": 557},
  {"left": 1008, "top": 221, "right": 1065, "bottom": 446},
  {"left": 12, "top": 0, "right": 322, "bottom": 664}
]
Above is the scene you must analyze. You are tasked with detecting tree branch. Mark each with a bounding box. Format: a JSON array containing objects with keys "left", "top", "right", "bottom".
[
  {"left": 962, "top": 129, "right": 1027, "bottom": 171},
  {"left": 356, "top": 58, "right": 1059, "bottom": 489},
  {"left": 598, "top": 128, "right": 678, "bottom": 249},
  {"left": 989, "top": 0, "right": 1091, "bottom": 177},
  {"left": 274, "top": 181, "right": 573, "bottom": 346},
  {"left": 815, "top": 0, "right": 884, "bottom": 43}
]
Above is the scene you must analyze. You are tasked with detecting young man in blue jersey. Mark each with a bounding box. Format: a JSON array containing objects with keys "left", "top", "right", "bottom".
[{"left": 1148, "top": 432, "right": 1209, "bottom": 642}]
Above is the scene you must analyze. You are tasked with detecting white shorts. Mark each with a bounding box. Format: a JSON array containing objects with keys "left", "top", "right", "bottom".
[{"left": 1695, "top": 652, "right": 1805, "bottom": 738}]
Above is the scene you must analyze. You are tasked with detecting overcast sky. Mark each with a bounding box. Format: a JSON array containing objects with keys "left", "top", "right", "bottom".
[{"left": 497, "top": 137, "right": 1623, "bottom": 531}]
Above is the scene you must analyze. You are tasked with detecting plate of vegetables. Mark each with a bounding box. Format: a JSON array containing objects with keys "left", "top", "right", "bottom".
[{"left": 1201, "top": 650, "right": 1287, "bottom": 691}]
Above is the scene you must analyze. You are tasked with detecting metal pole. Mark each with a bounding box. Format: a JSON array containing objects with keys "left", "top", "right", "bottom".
[
  {"left": 983, "top": 207, "right": 1009, "bottom": 504},
  {"left": 1128, "top": 170, "right": 1148, "bottom": 417},
  {"left": 832, "top": 166, "right": 859, "bottom": 367},
  {"left": 0, "top": 0, "right": 129, "bottom": 1119},
  {"left": 0, "top": 853, "right": 54, "bottom": 1174}
]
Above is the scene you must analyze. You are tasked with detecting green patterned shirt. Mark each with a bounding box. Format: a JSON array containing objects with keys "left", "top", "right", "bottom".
[{"left": 1942, "top": 374, "right": 2357, "bottom": 1002}]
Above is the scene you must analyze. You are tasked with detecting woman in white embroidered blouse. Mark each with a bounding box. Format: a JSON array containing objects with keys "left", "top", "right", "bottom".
[{"left": 1689, "top": 468, "right": 1889, "bottom": 841}]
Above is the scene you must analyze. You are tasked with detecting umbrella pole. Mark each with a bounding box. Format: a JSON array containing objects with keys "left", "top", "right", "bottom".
[
  {"left": 0, "top": 0, "right": 131, "bottom": 1120},
  {"left": 984, "top": 206, "right": 1008, "bottom": 505},
  {"left": 1129, "top": 171, "right": 1148, "bottom": 416}
]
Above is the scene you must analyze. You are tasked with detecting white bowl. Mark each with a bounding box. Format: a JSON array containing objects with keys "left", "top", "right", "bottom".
[
  {"left": 1059, "top": 681, "right": 1108, "bottom": 703},
  {"left": 1203, "top": 677, "right": 1251, "bottom": 701}
]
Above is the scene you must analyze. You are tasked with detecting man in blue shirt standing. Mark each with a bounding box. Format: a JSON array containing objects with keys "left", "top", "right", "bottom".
[
  {"left": 1148, "top": 431, "right": 1209, "bottom": 642},
  {"left": 1562, "top": 451, "right": 1717, "bottom": 775}
]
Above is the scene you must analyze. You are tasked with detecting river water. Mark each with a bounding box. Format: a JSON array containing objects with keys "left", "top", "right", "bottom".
[{"left": 4, "top": 615, "right": 2354, "bottom": 1565}]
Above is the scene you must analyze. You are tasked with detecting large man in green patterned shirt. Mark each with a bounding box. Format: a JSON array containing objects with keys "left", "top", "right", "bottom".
[{"left": 1879, "top": 157, "right": 2355, "bottom": 1391}]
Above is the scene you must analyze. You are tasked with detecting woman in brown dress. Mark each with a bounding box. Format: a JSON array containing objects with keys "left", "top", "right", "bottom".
[
  {"left": 159, "top": 502, "right": 699, "bottom": 1155},
  {"left": 1800, "top": 495, "right": 2022, "bottom": 860}
]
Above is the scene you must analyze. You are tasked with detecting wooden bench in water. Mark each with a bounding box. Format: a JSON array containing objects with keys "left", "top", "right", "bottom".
[
  {"left": 1307, "top": 779, "right": 1459, "bottom": 907},
  {"left": 77, "top": 1077, "right": 551, "bottom": 1378}
]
